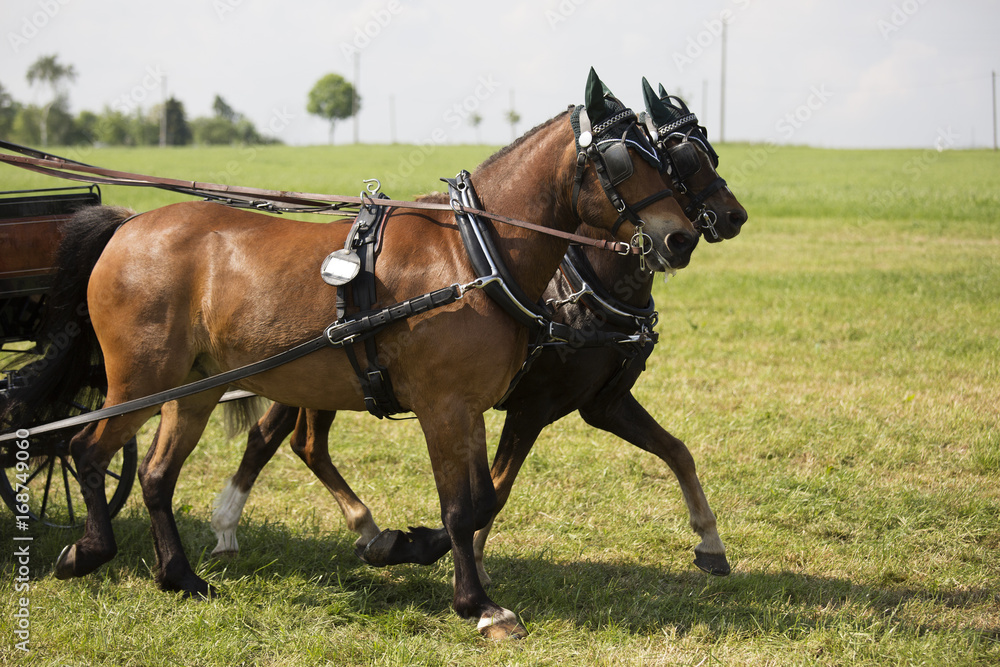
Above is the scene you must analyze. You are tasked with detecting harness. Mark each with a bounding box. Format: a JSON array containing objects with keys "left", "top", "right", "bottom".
[
  {"left": 556, "top": 246, "right": 659, "bottom": 402},
  {"left": 640, "top": 82, "right": 728, "bottom": 241},
  {"left": 569, "top": 103, "right": 673, "bottom": 265},
  {"left": 320, "top": 185, "right": 405, "bottom": 418},
  {"left": 0, "top": 104, "right": 674, "bottom": 437},
  {"left": 444, "top": 97, "right": 672, "bottom": 411}
]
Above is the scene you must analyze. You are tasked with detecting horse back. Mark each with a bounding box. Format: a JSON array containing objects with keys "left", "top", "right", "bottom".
[{"left": 87, "top": 201, "right": 528, "bottom": 413}]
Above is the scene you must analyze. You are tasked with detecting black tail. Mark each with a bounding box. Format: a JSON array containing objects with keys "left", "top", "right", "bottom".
[{"left": 1, "top": 205, "right": 135, "bottom": 430}]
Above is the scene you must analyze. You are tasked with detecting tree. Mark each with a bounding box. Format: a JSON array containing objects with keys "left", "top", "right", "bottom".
[
  {"left": 150, "top": 97, "right": 191, "bottom": 146},
  {"left": 469, "top": 112, "right": 483, "bottom": 144},
  {"left": 506, "top": 109, "right": 521, "bottom": 143},
  {"left": 506, "top": 89, "right": 521, "bottom": 142},
  {"left": 0, "top": 82, "right": 19, "bottom": 138},
  {"left": 26, "top": 54, "right": 77, "bottom": 146},
  {"left": 212, "top": 95, "right": 239, "bottom": 123},
  {"left": 307, "top": 73, "right": 358, "bottom": 145}
]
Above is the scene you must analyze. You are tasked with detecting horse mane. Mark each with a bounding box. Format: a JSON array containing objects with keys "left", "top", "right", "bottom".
[{"left": 476, "top": 109, "right": 571, "bottom": 172}]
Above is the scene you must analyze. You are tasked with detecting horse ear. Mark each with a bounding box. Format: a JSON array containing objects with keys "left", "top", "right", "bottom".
[
  {"left": 658, "top": 83, "right": 669, "bottom": 98},
  {"left": 643, "top": 77, "right": 672, "bottom": 125},
  {"left": 585, "top": 67, "right": 609, "bottom": 123}
]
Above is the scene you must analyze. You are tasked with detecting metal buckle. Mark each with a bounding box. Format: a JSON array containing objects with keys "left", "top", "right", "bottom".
[
  {"left": 546, "top": 284, "right": 593, "bottom": 310},
  {"left": 698, "top": 209, "right": 719, "bottom": 241},
  {"left": 630, "top": 224, "right": 653, "bottom": 272},
  {"left": 455, "top": 275, "right": 501, "bottom": 296}
]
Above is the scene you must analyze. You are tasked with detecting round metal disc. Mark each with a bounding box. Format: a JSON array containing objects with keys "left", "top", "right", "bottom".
[{"left": 321, "top": 249, "right": 361, "bottom": 286}]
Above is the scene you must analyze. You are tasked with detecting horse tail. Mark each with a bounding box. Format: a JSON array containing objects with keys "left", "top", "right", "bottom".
[
  {"left": 1, "top": 205, "right": 135, "bottom": 430},
  {"left": 222, "top": 395, "right": 272, "bottom": 440}
]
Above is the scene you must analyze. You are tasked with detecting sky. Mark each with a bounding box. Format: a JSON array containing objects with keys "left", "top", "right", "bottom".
[{"left": 2, "top": 0, "right": 998, "bottom": 150}]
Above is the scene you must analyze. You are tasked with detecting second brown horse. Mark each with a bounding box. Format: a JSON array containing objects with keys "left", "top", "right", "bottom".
[{"left": 210, "top": 81, "right": 746, "bottom": 587}]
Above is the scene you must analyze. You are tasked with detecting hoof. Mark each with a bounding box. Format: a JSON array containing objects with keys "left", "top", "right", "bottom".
[
  {"left": 157, "top": 570, "right": 216, "bottom": 599},
  {"left": 478, "top": 609, "right": 527, "bottom": 640},
  {"left": 54, "top": 544, "right": 76, "bottom": 580},
  {"left": 357, "top": 529, "right": 406, "bottom": 567},
  {"left": 694, "top": 550, "right": 731, "bottom": 577},
  {"left": 211, "top": 533, "right": 239, "bottom": 558},
  {"left": 211, "top": 547, "right": 238, "bottom": 560},
  {"left": 54, "top": 542, "right": 114, "bottom": 579}
]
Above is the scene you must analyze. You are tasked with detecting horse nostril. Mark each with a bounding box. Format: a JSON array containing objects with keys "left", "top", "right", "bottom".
[
  {"left": 667, "top": 230, "right": 699, "bottom": 257},
  {"left": 730, "top": 208, "right": 748, "bottom": 226}
]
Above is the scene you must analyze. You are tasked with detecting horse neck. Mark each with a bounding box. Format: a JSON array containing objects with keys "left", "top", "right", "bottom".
[
  {"left": 579, "top": 239, "right": 655, "bottom": 309},
  {"left": 469, "top": 115, "right": 579, "bottom": 300}
]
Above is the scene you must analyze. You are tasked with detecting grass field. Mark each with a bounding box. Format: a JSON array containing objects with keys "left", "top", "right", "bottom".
[{"left": 1, "top": 140, "right": 998, "bottom": 665}]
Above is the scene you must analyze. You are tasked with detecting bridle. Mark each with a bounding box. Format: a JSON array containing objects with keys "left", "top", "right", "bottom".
[
  {"left": 569, "top": 103, "right": 674, "bottom": 268},
  {"left": 641, "top": 105, "right": 728, "bottom": 242}
]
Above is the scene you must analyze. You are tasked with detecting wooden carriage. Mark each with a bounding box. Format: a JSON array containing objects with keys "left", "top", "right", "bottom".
[{"left": 0, "top": 186, "right": 137, "bottom": 527}]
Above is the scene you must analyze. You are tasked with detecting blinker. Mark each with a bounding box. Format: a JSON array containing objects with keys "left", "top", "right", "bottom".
[
  {"left": 601, "top": 141, "right": 634, "bottom": 186},
  {"left": 667, "top": 141, "right": 701, "bottom": 181}
]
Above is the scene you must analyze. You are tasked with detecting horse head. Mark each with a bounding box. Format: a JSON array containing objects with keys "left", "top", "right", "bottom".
[
  {"left": 641, "top": 78, "right": 747, "bottom": 243},
  {"left": 570, "top": 68, "right": 699, "bottom": 271}
]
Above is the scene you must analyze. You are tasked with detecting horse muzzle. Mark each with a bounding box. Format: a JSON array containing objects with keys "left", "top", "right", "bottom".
[
  {"left": 648, "top": 228, "right": 699, "bottom": 271},
  {"left": 699, "top": 206, "right": 748, "bottom": 243}
]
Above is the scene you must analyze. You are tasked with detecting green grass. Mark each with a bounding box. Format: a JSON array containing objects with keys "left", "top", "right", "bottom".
[{"left": 1, "top": 142, "right": 999, "bottom": 665}]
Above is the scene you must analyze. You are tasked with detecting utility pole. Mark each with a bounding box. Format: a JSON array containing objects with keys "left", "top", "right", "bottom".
[
  {"left": 389, "top": 94, "right": 397, "bottom": 144},
  {"left": 353, "top": 53, "right": 360, "bottom": 144},
  {"left": 702, "top": 79, "right": 708, "bottom": 123},
  {"left": 159, "top": 75, "right": 167, "bottom": 147},
  {"left": 993, "top": 70, "right": 997, "bottom": 151},
  {"left": 720, "top": 21, "right": 727, "bottom": 143}
]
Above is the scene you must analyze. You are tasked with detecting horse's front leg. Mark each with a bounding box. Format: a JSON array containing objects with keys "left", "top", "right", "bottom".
[
  {"left": 470, "top": 408, "right": 548, "bottom": 586},
  {"left": 578, "top": 390, "right": 730, "bottom": 576},
  {"left": 421, "top": 406, "right": 527, "bottom": 639}
]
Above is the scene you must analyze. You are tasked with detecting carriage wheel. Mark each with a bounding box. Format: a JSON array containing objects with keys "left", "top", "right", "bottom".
[{"left": 0, "top": 435, "right": 138, "bottom": 529}]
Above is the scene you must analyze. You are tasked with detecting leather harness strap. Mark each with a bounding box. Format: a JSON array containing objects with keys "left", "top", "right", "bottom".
[
  {"left": 336, "top": 198, "right": 407, "bottom": 419},
  {"left": 0, "top": 141, "right": 636, "bottom": 255}
]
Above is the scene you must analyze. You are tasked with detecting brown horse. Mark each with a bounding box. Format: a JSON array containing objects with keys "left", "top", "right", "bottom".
[
  {"left": 209, "top": 81, "right": 746, "bottom": 584},
  {"left": 2, "top": 70, "right": 697, "bottom": 639}
]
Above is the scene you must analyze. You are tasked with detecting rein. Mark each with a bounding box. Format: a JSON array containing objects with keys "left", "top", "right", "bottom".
[{"left": 0, "top": 140, "right": 636, "bottom": 256}]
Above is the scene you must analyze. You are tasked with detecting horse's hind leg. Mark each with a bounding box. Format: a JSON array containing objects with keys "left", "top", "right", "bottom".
[
  {"left": 287, "top": 409, "right": 381, "bottom": 553},
  {"left": 140, "top": 390, "right": 226, "bottom": 596},
  {"left": 54, "top": 408, "right": 159, "bottom": 579},
  {"left": 578, "top": 391, "right": 730, "bottom": 576},
  {"left": 212, "top": 403, "right": 299, "bottom": 556}
]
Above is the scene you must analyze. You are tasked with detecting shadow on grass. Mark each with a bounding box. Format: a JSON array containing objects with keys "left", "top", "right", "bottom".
[{"left": 4, "top": 509, "right": 998, "bottom": 641}]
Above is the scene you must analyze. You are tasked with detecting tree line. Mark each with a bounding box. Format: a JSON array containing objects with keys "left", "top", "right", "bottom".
[{"left": 0, "top": 54, "right": 282, "bottom": 148}]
